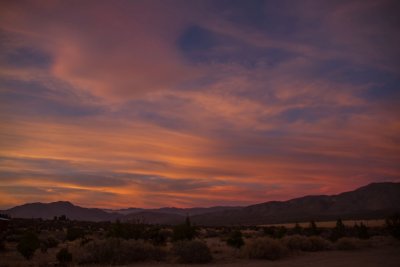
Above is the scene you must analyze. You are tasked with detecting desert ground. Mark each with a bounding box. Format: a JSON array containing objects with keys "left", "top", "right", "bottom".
[
  {"left": 1, "top": 217, "right": 400, "bottom": 267},
  {"left": 139, "top": 247, "right": 400, "bottom": 267},
  {"left": 2, "top": 244, "right": 399, "bottom": 267}
]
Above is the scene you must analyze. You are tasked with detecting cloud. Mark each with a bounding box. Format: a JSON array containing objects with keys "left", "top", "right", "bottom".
[{"left": 0, "top": 0, "right": 399, "bottom": 209}]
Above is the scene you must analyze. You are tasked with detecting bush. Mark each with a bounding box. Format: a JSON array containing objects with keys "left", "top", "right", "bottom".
[
  {"left": 0, "top": 239, "right": 6, "bottom": 252},
  {"left": 307, "top": 220, "right": 320, "bottom": 236},
  {"left": 17, "top": 231, "right": 40, "bottom": 260},
  {"left": 57, "top": 248, "right": 72, "bottom": 264},
  {"left": 226, "top": 230, "right": 245, "bottom": 248},
  {"left": 308, "top": 236, "right": 332, "bottom": 251},
  {"left": 293, "top": 223, "right": 303, "bottom": 235},
  {"left": 335, "top": 237, "right": 360, "bottom": 250},
  {"left": 243, "top": 237, "right": 287, "bottom": 260},
  {"left": 386, "top": 214, "right": 400, "bottom": 240},
  {"left": 330, "top": 219, "right": 346, "bottom": 241},
  {"left": 66, "top": 227, "right": 85, "bottom": 241},
  {"left": 40, "top": 236, "right": 59, "bottom": 253},
  {"left": 145, "top": 227, "right": 168, "bottom": 246},
  {"left": 172, "top": 240, "right": 212, "bottom": 263},
  {"left": 283, "top": 235, "right": 312, "bottom": 251},
  {"left": 172, "top": 217, "right": 196, "bottom": 241},
  {"left": 355, "top": 223, "right": 370, "bottom": 239},
  {"left": 77, "top": 238, "right": 165, "bottom": 264},
  {"left": 108, "top": 220, "right": 146, "bottom": 240}
]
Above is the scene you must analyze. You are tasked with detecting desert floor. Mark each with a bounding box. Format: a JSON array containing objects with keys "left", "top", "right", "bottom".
[{"left": 134, "top": 246, "right": 400, "bottom": 267}]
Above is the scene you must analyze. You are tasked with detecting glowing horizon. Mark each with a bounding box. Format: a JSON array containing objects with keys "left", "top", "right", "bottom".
[{"left": 1, "top": 0, "right": 399, "bottom": 209}]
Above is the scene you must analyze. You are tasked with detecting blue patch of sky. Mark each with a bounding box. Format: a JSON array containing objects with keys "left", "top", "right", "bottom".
[
  {"left": 276, "top": 106, "right": 366, "bottom": 124},
  {"left": 0, "top": 78, "right": 103, "bottom": 117},
  {"left": 1, "top": 46, "right": 53, "bottom": 69},
  {"left": 212, "top": 0, "right": 316, "bottom": 39},
  {"left": 177, "top": 24, "right": 297, "bottom": 67},
  {"left": 311, "top": 59, "right": 400, "bottom": 101}
]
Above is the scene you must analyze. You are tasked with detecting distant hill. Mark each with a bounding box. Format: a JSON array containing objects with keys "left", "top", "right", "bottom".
[
  {"left": 4, "top": 182, "right": 400, "bottom": 225},
  {"left": 105, "top": 206, "right": 241, "bottom": 216},
  {"left": 191, "top": 182, "right": 400, "bottom": 225},
  {"left": 5, "top": 201, "right": 120, "bottom": 222},
  {"left": 123, "top": 211, "right": 184, "bottom": 225},
  {"left": 103, "top": 207, "right": 144, "bottom": 215}
]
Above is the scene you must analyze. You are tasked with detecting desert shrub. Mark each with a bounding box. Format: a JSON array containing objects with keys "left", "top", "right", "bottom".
[
  {"left": 367, "top": 235, "right": 398, "bottom": 248},
  {"left": 17, "top": 231, "right": 40, "bottom": 260},
  {"left": 77, "top": 238, "right": 165, "bottom": 264},
  {"left": 283, "top": 235, "right": 312, "bottom": 251},
  {"left": 386, "top": 214, "right": 400, "bottom": 240},
  {"left": 354, "top": 223, "right": 370, "bottom": 239},
  {"left": 145, "top": 227, "right": 168, "bottom": 246},
  {"left": 46, "top": 236, "right": 59, "bottom": 248},
  {"left": 335, "top": 237, "right": 360, "bottom": 250},
  {"left": 67, "top": 227, "right": 85, "bottom": 241},
  {"left": 40, "top": 235, "right": 59, "bottom": 253},
  {"left": 172, "top": 240, "right": 212, "bottom": 263},
  {"left": 0, "top": 239, "right": 6, "bottom": 252},
  {"left": 108, "top": 220, "right": 146, "bottom": 240},
  {"left": 307, "top": 220, "right": 320, "bottom": 236},
  {"left": 293, "top": 223, "right": 303, "bottom": 235},
  {"left": 57, "top": 248, "right": 72, "bottom": 264},
  {"left": 243, "top": 237, "right": 288, "bottom": 260},
  {"left": 172, "top": 217, "right": 196, "bottom": 241},
  {"left": 226, "top": 230, "right": 245, "bottom": 248},
  {"left": 204, "top": 228, "right": 218, "bottom": 238},
  {"left": 308, "top": 236, "right": 332, "bottom": 251},
  {"left": 330, "top": 218, "right": 346, "bottom": 241}
]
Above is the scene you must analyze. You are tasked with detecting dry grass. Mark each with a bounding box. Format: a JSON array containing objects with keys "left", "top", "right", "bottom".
[
  {"left": 260, "top": 219, "right": 386, "bottom": 228},
  {"left": 242, "top": 237, "right": 288, "bottom": 260}
]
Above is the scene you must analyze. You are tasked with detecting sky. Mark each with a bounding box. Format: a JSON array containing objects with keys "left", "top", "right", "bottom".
[{"left": 0, "top": 0, "right": 399, "bottom": 209}]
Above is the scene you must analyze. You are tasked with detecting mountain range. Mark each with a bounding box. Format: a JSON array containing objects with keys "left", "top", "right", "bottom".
[{"left": 2, "top": 182, "right": 400, "bottom": 225}]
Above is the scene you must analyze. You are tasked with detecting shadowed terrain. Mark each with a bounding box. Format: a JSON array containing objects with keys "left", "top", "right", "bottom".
[{"left": 3, "top": 182, "right": 400, "bottom": 225}]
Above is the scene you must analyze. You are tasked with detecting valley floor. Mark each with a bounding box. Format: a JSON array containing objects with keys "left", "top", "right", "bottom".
[{"left": 136, "top": 246, "right": 400, "bottom": 267}]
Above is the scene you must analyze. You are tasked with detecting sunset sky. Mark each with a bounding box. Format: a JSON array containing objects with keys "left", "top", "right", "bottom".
[{"left": 0, "top": 0, "right": 399, "bottom": 209}]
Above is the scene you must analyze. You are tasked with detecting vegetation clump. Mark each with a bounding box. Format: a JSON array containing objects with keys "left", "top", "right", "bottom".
[
  {"left": 172, "top": 239, "right": 212, "bottom": 263},
  {"left": 56, "top": 247, "right": 73, "bottom": 264},
  {"left": 17, "top": 230, "right": 40, "bottom": 260},
  {"left": 308, "top": 236, "right": 332, "bottom": 251},
  {"left": 283, "top": 234, "right": 312, "bottom": 251},
  {"left": 66, "top": 227, "right": 85, "bottom": 241},
  {"left": 283, "top": 235, "right": 332, "bottom": 251},
  {"left": 243, "top": 237, "right": 288, "bottom": 260},
  {"left": 172, "top": 217, "right": 196, "bottom": 241},
  {"left": 335, "top": 237, "right": 361, "bottom": 250},
  {"left": 226, "top": 230, "right": 245, "bottom": 248},
  {"left": 77, "top": 238, "right": 165, "bottom": 265},
  {"left": 330, "top": 218, "right": 346, "bottom": 241},
  {"left": 386, "top": 214, "right": 400, "bottom": 240}
]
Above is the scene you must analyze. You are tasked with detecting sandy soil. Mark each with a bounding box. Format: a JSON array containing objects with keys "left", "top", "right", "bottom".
[
  {"left": 137, "top": 246, "right": 400, "bottom": 267},
  {"left": 1, "top": 243, "right": 399, "bottom": 267}
]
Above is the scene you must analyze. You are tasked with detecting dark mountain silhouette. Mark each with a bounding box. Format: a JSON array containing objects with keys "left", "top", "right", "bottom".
[
  {"left": 103, "top": 207, "right": 144, "bottom": 215},
  {"left": 106, "top": 206, "right": 241, "bottom": 216},
  {"left": 3, "top": 182, "right": 400, "bottom": 225},
  {"left": 4, "top": 201, "right": 120, "bottom": 222},
  {"left": 122, "top": 211, "right": 184, "bottom": 225},
  {"left": 191, "top": 182, "right": 400, "bottom": 225}
]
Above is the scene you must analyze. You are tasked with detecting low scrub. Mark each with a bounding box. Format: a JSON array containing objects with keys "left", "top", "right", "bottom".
[
  {"left": 283, "top": 235, "right": 332, "bottom": 251},
  {"left": 335, "top": 237, "right": 361, "bottom": 250},
  {"left": 172, "top": 240, "right": 213, "bottom": 263},
  {"left": 308, "top": 236, "right": 332, "bottom": 251},
  {"left": 242, "top": 237, "right": 288, "bottom": 260},
  {"left": 56, "top": 247, "right": 72, "bottom": 264},
  {"left": 17, "top": 231, "right": 40, "bottom": 260},
  {"left": 283, "top": 235, "right": 312, "bottom": 251},
  {"left": 76, "top": 238, "right": 165, "bottom": 265},
  {"left": 226, "top": 230, "right": 245, "bottom": 248}
]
